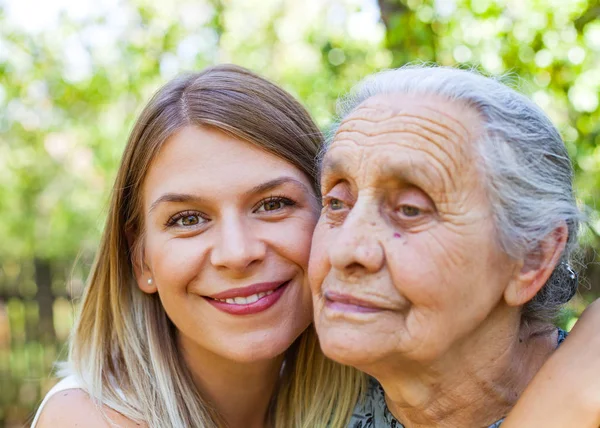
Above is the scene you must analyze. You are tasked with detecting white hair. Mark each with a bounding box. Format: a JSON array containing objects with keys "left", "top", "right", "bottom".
[{"left": 327, "top": 65, "right": 582, "bottom": 324}]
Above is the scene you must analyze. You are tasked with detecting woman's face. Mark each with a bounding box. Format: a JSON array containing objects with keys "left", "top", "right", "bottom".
[
  {"left": 138, "top": 125, "right": 318, "bottom": 362},
  {"left": 310, "top": 94, "right": 519, "bottom": 367}
]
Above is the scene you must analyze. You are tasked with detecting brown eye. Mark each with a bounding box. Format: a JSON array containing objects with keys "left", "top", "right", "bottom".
[
  {"left": 400, "top": 206, "right": 421, "bottom": 217},
  {"left": 329, "top": 198, "right": 344, "bottom": 210},
  {"left": 180, "top": 215, "right": 200, "bottom": 226},
  {"left": 165, "top": 211, "right": 208, "bottom": 228},
  {"left": 256, "top": 197, "right": 295, "bottom": 213},
  {"left": 264, "top": 200, "right": 284, "bottom": 211}
]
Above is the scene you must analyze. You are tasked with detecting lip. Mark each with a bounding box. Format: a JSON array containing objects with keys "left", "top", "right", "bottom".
[
  {"left": 205, "top": 280, "right": 291, "bottom": 315},
  {"left": 324, "top": 290, "right": 385, "bottom": 313},
  {"left": 207, "top": 281, "right": 287, "bottom": 299}
]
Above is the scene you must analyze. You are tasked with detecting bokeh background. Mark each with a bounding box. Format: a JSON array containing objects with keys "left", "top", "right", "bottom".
[{"left": 0, "top": 0, "right": 599, "bottom": 426}]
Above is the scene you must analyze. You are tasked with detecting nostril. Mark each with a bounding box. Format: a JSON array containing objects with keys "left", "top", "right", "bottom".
[
  {"left": 343, "top": 262, "right": 367, "bottom": 277},
  {"left": 346, "top": 262, "right": 364, "bottom": 271}
]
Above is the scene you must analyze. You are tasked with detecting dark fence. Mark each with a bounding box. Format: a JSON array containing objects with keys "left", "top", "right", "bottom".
[{"left": 0, "top": 258, "right": 87, "bottom": 428}]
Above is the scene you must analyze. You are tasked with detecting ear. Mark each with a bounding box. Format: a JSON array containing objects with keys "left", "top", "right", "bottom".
[
  {"left": 127, "top": 229, "right": 157, "bottom": 295},
  {"left": 504, "top": 223, "right": 568, "bottom": 307}
]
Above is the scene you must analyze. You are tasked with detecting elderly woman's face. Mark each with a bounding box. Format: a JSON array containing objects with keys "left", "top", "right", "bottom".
[{"left": 310, "top": 94, "right": 519, "bottom": 366}]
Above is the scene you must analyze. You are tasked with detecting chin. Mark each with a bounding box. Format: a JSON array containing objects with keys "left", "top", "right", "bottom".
[
  {"left": 222, "top": 342, "right": 287, "bottom": 363},
  {"left": 228, "top": 349, "right": 284, "bottom": 363},
  {"left": 224, "top": 328, "right": 308, "bottom": 363},
  {"left": 317, "top": 328, "right": 383, "bottom": 368}
]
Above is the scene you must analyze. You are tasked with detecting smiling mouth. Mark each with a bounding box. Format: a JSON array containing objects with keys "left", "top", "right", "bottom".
[
  {"left": 209, "top": 286, "right": 281, "bottom": 305},
  {"left": 203, "top": 280, "right": 291, "bottom": 315}
]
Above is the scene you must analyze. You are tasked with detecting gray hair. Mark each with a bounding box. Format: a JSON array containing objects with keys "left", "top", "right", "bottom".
[{"left": 328, "top": 65, "right": 582, "bottom": 324}]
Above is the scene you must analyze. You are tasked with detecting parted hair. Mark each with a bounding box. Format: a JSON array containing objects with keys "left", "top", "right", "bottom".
[{"left": 68, "top": 64, "right": 365, "bottom": 427}]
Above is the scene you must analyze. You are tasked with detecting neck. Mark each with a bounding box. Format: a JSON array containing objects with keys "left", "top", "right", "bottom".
[
  {"left": 366, "top": 305, "right": 558, "bottom": 428},
  {"left": 179, "top": 334, "right": 284, "bottom": 428}
]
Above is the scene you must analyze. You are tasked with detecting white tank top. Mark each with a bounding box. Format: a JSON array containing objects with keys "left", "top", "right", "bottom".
[{"left": 30, "top": 375, "right": 83, "bottom": 427}]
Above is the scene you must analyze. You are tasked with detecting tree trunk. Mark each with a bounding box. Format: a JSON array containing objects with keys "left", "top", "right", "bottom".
[
  {"left": 377, "top": 0, "right": 437, "bottom": 66},
  {"left": 34, "top": 258, "right": 55, "bottom": 343}
]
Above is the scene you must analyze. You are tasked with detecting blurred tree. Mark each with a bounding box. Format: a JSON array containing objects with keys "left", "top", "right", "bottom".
[
  {"left": 0, "top": 0, "right": 598, "bottom": 424},
  {"left": 378, "top": 0, "right": 437, "bottom": 63}
]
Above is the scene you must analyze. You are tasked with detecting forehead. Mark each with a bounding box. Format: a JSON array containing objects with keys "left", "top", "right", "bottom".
[
  {"left": 324, "top": 93, "right": 482, "bottom": 189},
  {"left": 143, "top": 125, "right": 311, "bottom": 203}
]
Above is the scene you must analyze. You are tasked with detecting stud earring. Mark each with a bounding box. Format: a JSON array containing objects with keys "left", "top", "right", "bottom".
[{"left": 147, "top": 278, "right": 153, "bottom": 285}]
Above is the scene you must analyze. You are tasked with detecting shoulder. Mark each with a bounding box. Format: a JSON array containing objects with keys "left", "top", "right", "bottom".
[
  {"left": 348, "top": 377, "right": 402, "bottom": 428},
  {"left": 36, "top": 387, "right": 145, "bottom": 428}
]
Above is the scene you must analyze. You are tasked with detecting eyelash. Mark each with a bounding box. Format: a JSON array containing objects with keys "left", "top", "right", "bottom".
[
  {"left": 324, "top": 197, "right": 346, "bottom": 211},
  {"left": 253, "top": 195, "right": 297, "bottom": 212},
  {"left": 164, "top": 196, "right": 297, "bottom": 228},
  {"left": 322, "top": 196, "right": 427, "bottom": 223},
  {"left": 165, "top": 210, "right": 207, "bottom": 228},
  {"left": 398, "top": 205, "right": 422, "bottom": 217}
]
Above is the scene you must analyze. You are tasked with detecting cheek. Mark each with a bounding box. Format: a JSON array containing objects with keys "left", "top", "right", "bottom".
[
  {"left": 390, "top": 223, "right": 509, "bottom": 327},
  {"left": 308, "top": 222, "right": 331, "bottom": 293},
  {"left": 147, "top": 235, "right": 209, "bottom": 289},
  {"left": 387, "top": 228, "right": 480, "bottom": 310},
  {"left": 291, "top": 225, "right": 315, "bottom": 268},
  {"left": 281, "top": 216, "right": 318, "bottom": 266},
  {"left": 258, "top": 213, "right": 318, "bottom": 282}
]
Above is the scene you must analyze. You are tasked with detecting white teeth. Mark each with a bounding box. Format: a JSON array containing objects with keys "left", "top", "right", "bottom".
[{"left": 215, "top": 291, "right": 274, "bottom": 305}]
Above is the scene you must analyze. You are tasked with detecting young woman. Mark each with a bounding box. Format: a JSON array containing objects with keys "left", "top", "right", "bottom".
[
  {"left": 33, "top": 63, "right": 600, "bottom": 428},
  {"left": 32, "top": 64, "right": 364, "bottom": 428}
]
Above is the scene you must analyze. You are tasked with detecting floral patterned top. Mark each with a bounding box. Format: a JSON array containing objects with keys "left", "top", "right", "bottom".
[{"left": 348, "top": 329, "right": 568, "bottom": 427}]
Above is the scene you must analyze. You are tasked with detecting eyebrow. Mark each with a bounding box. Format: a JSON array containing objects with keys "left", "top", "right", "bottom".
[
  {"left": 148, "top": 177, "right": 311, "bottom": 214},
  {"left": 243, "top": 177, "right": 310, "bottom": 198},
  {"left": 149, "top": 193, "right": 203, "bottom": 214},
  {"left": 321, "top": 157, "right": 348, "bottom": 177}
]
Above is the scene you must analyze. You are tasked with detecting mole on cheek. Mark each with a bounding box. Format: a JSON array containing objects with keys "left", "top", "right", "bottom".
[{"left": 394, "top": 233, "right": 401, "bottom": 238}]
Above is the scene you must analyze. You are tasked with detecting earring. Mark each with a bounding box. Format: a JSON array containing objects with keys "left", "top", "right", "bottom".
[{"left": 147, "top": 278, "right": 153, "bottom": 285}]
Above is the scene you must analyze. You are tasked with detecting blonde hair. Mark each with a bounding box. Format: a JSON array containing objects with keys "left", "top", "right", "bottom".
[{"left": 68, "top": 64, "right": 366, "bottom": 427}]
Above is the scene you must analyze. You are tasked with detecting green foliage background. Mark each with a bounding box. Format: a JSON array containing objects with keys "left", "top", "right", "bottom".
[{"left": 0, "top": 0, "right": 598, "bottom": 425}]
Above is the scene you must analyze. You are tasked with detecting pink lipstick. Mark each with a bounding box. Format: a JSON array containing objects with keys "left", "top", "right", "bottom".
[{"left": 204, "top": 280, "right": 291, "bottom": 315}]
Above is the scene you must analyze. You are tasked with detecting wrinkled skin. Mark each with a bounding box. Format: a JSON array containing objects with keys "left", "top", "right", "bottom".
[
  {"left": 310, "top": 94, "right": 564, "bottom": 426},
  {"left": 311, "top": 94, "right": 518, "bottom": 365}
]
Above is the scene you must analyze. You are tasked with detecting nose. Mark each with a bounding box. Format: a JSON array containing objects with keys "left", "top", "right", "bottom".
[
  {"left": 210, "top": 214, "right": 266, "bottom": 272},
  {"left": 328, "top": 201, "right": 384, "bottom": 274}
]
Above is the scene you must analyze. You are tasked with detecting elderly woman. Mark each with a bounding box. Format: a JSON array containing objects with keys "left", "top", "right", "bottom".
[{"left": 310, "top": 66, "right": 582, "bottom": 427}]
